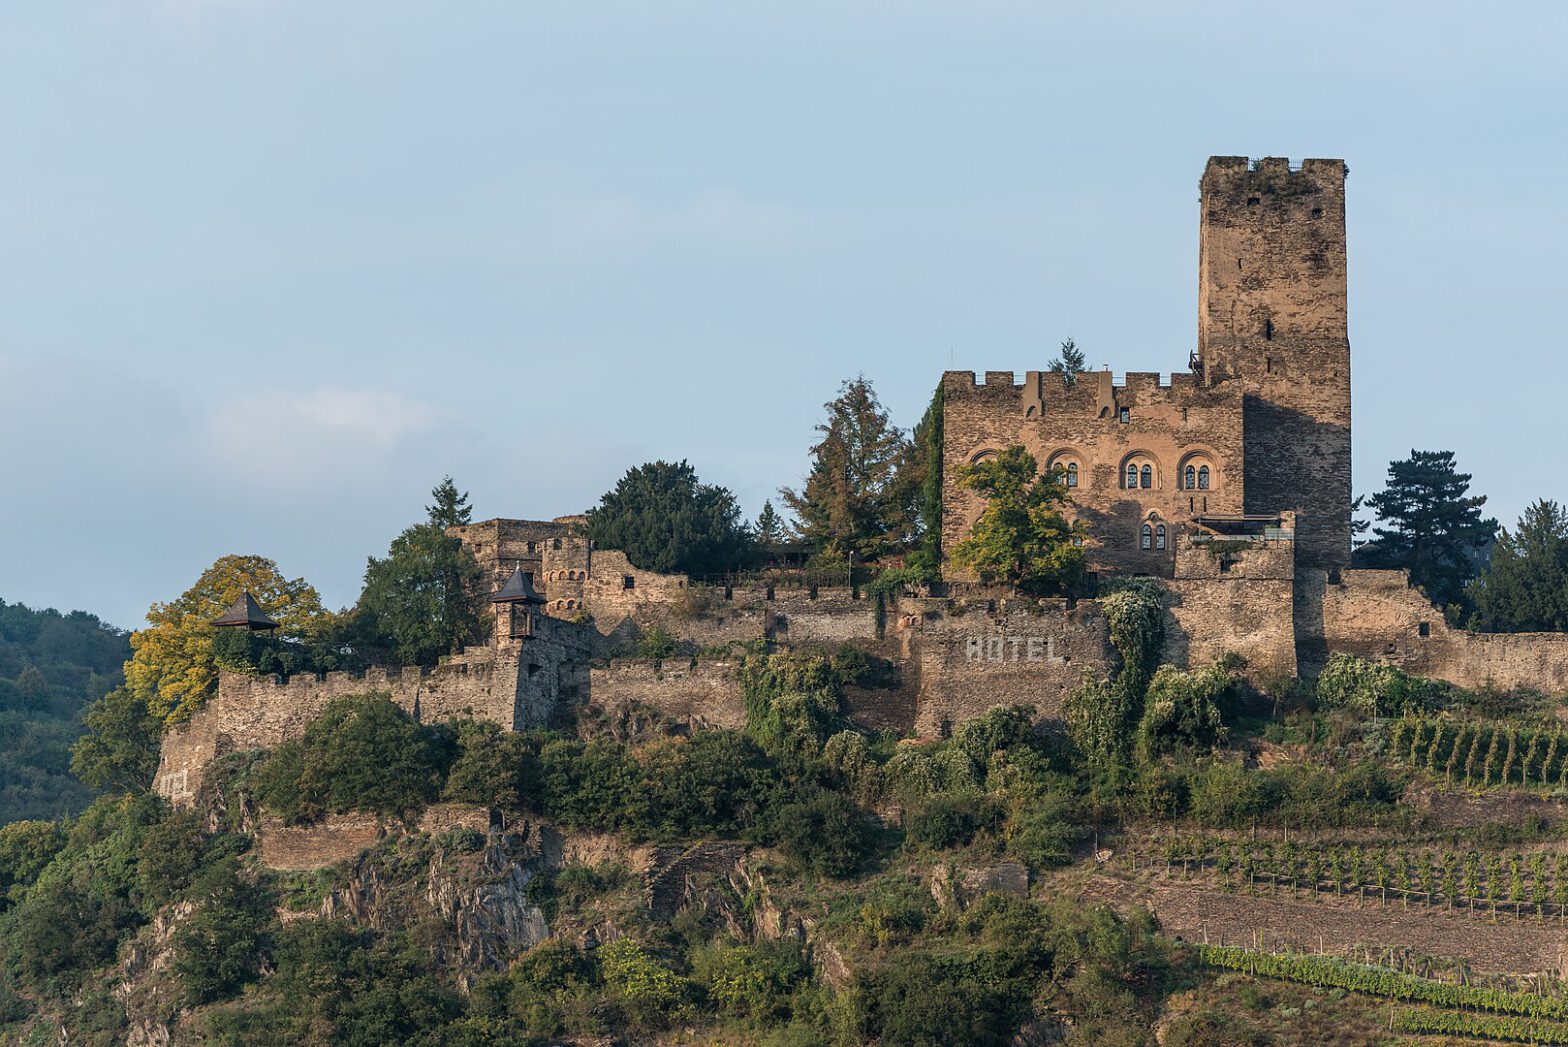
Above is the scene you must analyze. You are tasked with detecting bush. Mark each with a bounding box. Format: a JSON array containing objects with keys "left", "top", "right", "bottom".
[
  {"left": 1316, "top": 653, "right": 1442, "bottom": 717},
  {"left": 172, "top": 857, "right": 270, "bottom": 1004},
  {"left": 0, "top": 820, "right": 65, "bottom": 906},
  {"left": 252, "top": 693, "right": 455, "bottom": 823},
  {"left": 1135, "top": 663, "right": 1235, "bottom": 762},
  {"left": 1005, "top": 790, "right": 1087, "bottom": 869},
  {"left": 443, "top": 722, "right": 533, "bottom": 809},
  {"left": 904, "top": 795, "right": 982, "bottom": 851},
  {"left": 765, "top": 786, "right": 873, "bottom": 878},
  {"left": 599, "top": 937, "right": 690, "bottom": 1026},
  {"left": 690, "top": 938, "right": 811, "bottom": 1022}
]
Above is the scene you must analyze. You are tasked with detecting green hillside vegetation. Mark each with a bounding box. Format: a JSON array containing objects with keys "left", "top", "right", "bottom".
[{"left": 0, "top": 600, "right": 129, "bottom": 823}]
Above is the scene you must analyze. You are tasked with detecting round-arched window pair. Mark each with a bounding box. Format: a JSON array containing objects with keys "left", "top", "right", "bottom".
[
  {"left": 1140, "top": 523, "right": 1167, "bottom": 550},
  {"left": 1183, "top": 464, "right": 1211, "bottom": 490},
  {"left": 1125, "top": 463, "right": 1154, "bottom": 489}
]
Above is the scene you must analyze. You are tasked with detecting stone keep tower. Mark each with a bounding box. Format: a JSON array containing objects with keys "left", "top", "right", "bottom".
[{"left": 1198, "top": 156, "right": 1352, "bottom": 569}]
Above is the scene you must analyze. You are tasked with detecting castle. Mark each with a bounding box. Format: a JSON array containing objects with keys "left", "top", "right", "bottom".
[{"left": 154, "top": 157, "right": 1568, "bottom": 806}]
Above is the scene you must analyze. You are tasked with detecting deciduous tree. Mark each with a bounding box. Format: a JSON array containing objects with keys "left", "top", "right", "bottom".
[
  {"left": 948, "top": 445, "right": 1084, "bottom": 594},
  {"left": 125, "top": 556, "right": 329, "bottom": 724}
]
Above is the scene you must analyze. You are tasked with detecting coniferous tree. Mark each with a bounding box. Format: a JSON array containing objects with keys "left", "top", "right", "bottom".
[
  {"left": 426, "top": 476, "right": 473, "bottom": 530},
  {"left": 1360, "top": 450, "right": 1497, "bottom": 611},
  {"left": 781, "top": 377, "right": 919, "bottom": 561},
  {"left": 754, "top": 501, "right": 786, "bottom": 560},
  {"left": 587, "top": 461, "right": 752, "bottom": 578},
  {"left": 1047, "top": 338, "right": 1086, "bottom": 385},
  {"left": 1468, "top": 500, "right": 1568, "bottom": 632},
  {"left": 356, "top": 481, "right": 487, "bottom": 666}
]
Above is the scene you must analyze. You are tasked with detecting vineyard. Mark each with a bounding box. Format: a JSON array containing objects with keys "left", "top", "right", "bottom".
[
  {"left": 1197, "top": 944, "right": 1568, "bottom": 1043},
  {"left": 1127, "top": 837, "right": 1568, "bottom": 922},
  {"left": 1390, "top": 717, "right": 1568, "bottom": 791}
]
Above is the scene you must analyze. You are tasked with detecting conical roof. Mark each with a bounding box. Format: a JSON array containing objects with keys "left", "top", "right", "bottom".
[
  {"left": 491, "top": 567, "right": 546, "bottom": 605},
  {"left": 213, "top": 592, "right": 281, "bottom": 631}
]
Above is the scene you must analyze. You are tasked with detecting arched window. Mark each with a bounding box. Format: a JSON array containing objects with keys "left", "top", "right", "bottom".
[
  {"left": 1140, "top": 464, "right": 1152, "bottom": 489},
  {"left": 1126, "top": 463, "right": 1138, "bottom": 489},
  {"left": 1066, "top": 462, "right": 1079, "bottom": 488},
  {"left": 1156, "top": 524, "right": 1167, "bottom": 550},
  {"left": 1185, "top": 464, "right": 1196, "bottom": 489},
  {"left": 1198, "top": 465, "right": 1210, "bottom": 490},
  {"left": 1141, "top": 524, "right": 1153, "bottom": 550}
]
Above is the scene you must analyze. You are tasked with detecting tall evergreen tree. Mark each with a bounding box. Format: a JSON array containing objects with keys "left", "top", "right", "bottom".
[
  {"left": 781, "top": 377, "right": 918, "bottom": 561},
  {"left": 587, "top": 461, "right": 752, "bottom": 578},
  {"left": 355, "top": 482, "right": 487, "bottom": 666},
  {"left": 754, "top": 501, "right": 786, "bottom": 558},
  {"left": 1469, "top": 500, "right": 1568, "bottom": 632},
  {"left": 426, "top": 476, "right": 472, "bottom": 530},
  {"left": 1047, "top": 338, "right": 1086, "bottom": 385},
  {"left": 1361, "top": 450, "right": 1497, "bottom": 611}
]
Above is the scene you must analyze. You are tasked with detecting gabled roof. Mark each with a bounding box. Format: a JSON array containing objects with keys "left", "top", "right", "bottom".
[
  {"left": 491, "top": 567, "right": 546, "bottom": 605},
  {"left": 213, "top": 592, "right": 281, "bottom": 631}
]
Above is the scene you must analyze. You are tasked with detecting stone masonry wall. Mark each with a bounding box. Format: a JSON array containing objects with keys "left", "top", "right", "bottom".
[
  {"left": 1322, "top": 569, "right": 1568, "bottom": 694},
  {"left": 586, "top": 659, "right": 747, "bottom": 732},
  {"left": 1198, "top": 156, "right": 1352, "bottom": 570},
  {"left": 941, "top": 368, "right": 1244, "bottom": 578},
  {"left": 906, "top": 597, "right": 1112, "bottom": 735}
]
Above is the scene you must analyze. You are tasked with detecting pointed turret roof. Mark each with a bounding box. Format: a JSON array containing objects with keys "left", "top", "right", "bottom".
[
  {"left": 491, "top": 567, "right": 546, "bottom": 605},
  {"left": 213, "top": 592, "right": 281, "bottom": 631}
]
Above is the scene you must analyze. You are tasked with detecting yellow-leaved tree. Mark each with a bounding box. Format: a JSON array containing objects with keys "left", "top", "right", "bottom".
[{"left": 126, "top": 555, "right": 330, "bottom": 725}]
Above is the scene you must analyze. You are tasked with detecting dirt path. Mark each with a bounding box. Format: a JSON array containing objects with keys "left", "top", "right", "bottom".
[{"left": 1084, "top": 872, "right": 1568, "bottom": 976}]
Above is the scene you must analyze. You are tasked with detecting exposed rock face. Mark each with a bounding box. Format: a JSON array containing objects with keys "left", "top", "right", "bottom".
[{"left": 427, "top": 841, "right": 551, "bottom": 977}]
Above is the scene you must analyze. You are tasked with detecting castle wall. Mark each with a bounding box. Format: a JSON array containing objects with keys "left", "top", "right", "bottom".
[
  {"left": 586, "top": 659, "right": 747, "bottom": 732},
  {"left": 153, "top": 616, "right": 592, "bottom": 807},
  {"left": 1322, "top": 569, "right": 1568, "bottom": 694},
  {"left": 906, "top": 598, "right": 1111, "bottom": 735},
  {"left": 941, "top": 368, "right": 1245, "bottom": 578}
]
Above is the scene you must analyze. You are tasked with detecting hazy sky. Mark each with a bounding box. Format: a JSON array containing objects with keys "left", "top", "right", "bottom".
[{"left": 2, "top": 2, "right": 1564, "bottom": 630}]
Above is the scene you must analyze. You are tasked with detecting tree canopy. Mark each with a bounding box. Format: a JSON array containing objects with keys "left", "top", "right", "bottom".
[
  {"left": 587, "top": 460, "right": 752, "bottom": 578},
  {"left": 126, "top": 556, "right": 330, "bottom": 725},
  {"left": 781, "top": 377, "right": 922, "bottom": 562},
  {"left": 948, "top": 445, "right": 1084, "bottom": 594},
  {"left": 356, "top": 481, "right": 487, "bottom": 667},
  {"left": 1359, "top": 450, "right": 1497, "bottom": 612},
  {"left": 1468, "top": 499, "right": 1568, "bottom": 633}
]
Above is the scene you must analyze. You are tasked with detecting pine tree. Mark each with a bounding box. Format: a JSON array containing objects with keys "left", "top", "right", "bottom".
[
  {"left": 426, "top": 475, "right": 473, "bottom": 530},
  {"left": 1360, "top": 450, "right": 1497, "bottom": 611},
  {"left": 1469, "top": 500, "right": 1568, "bottom": 632},
  {"left": 1047, "top": 338, "right": 1087, "bottom": 386},
  {"left": 781, "top": 377, "right": 919, "bottom": 561}
]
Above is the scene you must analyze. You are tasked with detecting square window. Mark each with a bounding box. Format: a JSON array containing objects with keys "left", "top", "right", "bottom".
[
  {"left": 623, "top": 575, "right": 636, "bottom": 590},
  {"left": 1418, "top": 621, "right": 1430, "bottom": 637},
  {"left": 1118, "top": 407, "right": 1130, "bottom": 424}
]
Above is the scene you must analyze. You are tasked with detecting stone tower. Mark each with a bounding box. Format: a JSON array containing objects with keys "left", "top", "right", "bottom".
[{"left": 1197, "top": 156, "right": 1351, "bottom": 569}]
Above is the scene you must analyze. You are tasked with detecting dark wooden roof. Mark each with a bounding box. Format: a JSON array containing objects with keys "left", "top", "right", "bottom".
[
  {"left": 213, "top": 592, "right": 281, "bottom": 631},
  {"left": 491, "top": 567, "right": 546, "bottom": 605}
]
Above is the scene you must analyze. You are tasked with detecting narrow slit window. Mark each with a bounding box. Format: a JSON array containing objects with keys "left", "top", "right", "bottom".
[{"left": 1119, "top": 407, "right": 1130, "bottom": 424}]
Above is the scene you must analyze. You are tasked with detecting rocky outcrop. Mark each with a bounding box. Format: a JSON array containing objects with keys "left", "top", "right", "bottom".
[{"left": 427, "top": 841, "right": 550, "bottom": 977}]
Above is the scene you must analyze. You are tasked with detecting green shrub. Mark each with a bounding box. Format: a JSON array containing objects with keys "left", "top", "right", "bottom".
[
  {"left": 1136, "top": 662, "right": 1235, "bottom": 761},
  {"left": 599, "top": 937, "right": 690, "bottom": 1026},
  {"left": 764, "top": 786, "right": 873, "bottom": 878},
  {"left": 252, "top": 693, "right": 456, "bottom": 823},
  {"left": 1005, "top": 790, "right": 1087, "bottom": 869},
  {"left": 172, "top": 856, "right": 270, "bottom": 1004},
  {"left": 1316, "top": 653, "right": 1442, "bottom": 717},
  {"left": 904, "top": 795, "right": 983, "bottom": 850},
  {"left": 0, "top": 819, "right": 65, "bottom": 906}
]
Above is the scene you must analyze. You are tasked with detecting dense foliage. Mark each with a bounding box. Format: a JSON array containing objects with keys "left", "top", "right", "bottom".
[
  {"left": 0, "top": 600, "right": 129, "bottom": 822},
  {"left": 948, "top": 444, "right": 1085, "bottom": 594},
  {"left": 126, "top": 555, "right": 333, "bottom": 724},
  {"left": 781, "top": 376, "right": 924, "bottom": 563},
  {"left": 588, "top": 460, "right": 753, "bottom": 578},
  {"left": 1469, "top": 499, "right": 1568, "bottom": 632},
  {"left": 354, "top": 477, "right": 487, "bottom": 666},
  {"left": 1359, "top": 448, "right": 1497, "bottom": 612}
]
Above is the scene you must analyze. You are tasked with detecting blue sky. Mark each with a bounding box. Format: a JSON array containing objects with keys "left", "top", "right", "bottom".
[{"left": 2, "top": 2, "right": 1564, "bottom": 629}]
